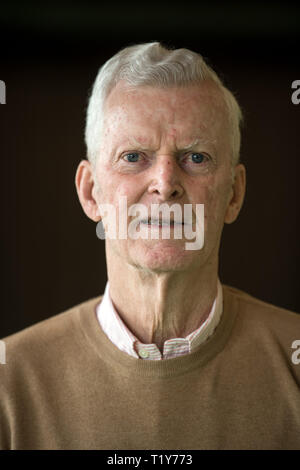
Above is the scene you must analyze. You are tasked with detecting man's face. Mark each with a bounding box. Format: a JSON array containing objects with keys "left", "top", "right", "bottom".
[{"left": 92, "top": 80, "right": 237, "bottom": 273}]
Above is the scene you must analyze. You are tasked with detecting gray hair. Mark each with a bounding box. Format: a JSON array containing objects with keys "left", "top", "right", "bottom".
[{"left": 85, "top": 42, "right": 243, "bottom": 168}]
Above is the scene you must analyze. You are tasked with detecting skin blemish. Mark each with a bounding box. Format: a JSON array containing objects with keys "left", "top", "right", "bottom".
[{"left": 169, "top": 127, "right": 177, "bottom": 138}]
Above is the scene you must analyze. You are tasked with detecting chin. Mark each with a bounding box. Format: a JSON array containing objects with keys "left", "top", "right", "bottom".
[{"left": 129, "top": 240, "right": 200, "bottom": 273}]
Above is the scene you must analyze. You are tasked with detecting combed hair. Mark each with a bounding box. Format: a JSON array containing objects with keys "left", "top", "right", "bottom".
[{"left": 85, "top": 42, "right": 243, "bottom": 167}]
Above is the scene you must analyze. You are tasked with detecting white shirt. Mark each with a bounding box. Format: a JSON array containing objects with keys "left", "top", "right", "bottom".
[{"left": 96, "top": 279, "right": 223, "bottom": 360}]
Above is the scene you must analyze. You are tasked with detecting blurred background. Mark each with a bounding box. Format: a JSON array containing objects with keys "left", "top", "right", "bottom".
[{"left": 1, "top": 1, "right": 299, "bottom": 337}]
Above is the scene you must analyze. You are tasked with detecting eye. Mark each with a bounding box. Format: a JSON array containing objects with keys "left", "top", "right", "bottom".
[
  {"left": 190, "top": 153, "right": 207, "bottom": 163},
  {"left": 123, "top": 152, "right": 140, "bottom": 162}
]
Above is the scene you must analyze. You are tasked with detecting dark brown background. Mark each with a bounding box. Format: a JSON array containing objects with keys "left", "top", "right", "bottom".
[{"left": 1, "top": 1, "right": 299, "bottom": 337}]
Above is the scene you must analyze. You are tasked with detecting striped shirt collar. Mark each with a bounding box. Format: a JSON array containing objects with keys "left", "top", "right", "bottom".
[{"left": 96, "top": 279, "right": 223, "bottom": 360}]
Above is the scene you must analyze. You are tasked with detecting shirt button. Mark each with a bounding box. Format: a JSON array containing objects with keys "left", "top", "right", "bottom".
[{"left": 139, "top": 349, "right": 149, "bottom": 359}]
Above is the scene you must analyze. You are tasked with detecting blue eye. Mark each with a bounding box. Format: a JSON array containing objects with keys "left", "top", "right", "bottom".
[
  {"left": 124, "top": 153, "right": 140, "bottom": 162},
  {"left": 191, "top": 153, "right": 205, "bottom": 163}
]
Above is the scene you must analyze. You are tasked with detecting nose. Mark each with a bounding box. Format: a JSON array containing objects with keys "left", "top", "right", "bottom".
[{"left": 147, "top": 155, "right": 184, "bottom": 201}]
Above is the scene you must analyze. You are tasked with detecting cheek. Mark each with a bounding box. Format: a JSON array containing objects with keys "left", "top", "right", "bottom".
[
  {"left": 96, "top": 170, "right": 140, "bottom": 208},
  {"left": 116, "top": 182, "right": 136, "bottom": 199},
  {"left": 201, "top": 179, "right": 231, "bottom": 226}
]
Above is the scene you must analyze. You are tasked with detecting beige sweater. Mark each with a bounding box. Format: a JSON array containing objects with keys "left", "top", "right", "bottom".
[{"left": 0, "top": 285, "right": 299, "bottom": 450}]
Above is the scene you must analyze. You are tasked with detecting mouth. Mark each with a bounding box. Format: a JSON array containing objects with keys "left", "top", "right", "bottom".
[{"left": 139, "top": 218, "right": 189, "bottom": 227}]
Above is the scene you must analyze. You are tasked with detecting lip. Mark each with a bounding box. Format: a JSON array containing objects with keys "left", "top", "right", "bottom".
[{"left": 139, "top": 220, "right": 190, "bottom": 227}]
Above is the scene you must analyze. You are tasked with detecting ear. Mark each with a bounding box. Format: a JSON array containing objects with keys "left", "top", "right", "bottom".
[
  {"left": 75, "top": 159, "right": 102, "bottom": 222},
  {"left": 224, "top": 163, "right": 246, "bottom": 224}
]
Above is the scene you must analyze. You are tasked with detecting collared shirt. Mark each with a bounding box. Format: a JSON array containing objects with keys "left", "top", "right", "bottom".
[{"left": 96, "top": 279, "right": 223, "bottom": 360}]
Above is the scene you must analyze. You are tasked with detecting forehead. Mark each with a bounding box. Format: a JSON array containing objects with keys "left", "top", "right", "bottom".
[{"left": 102, "top": 80, "right": 230, "bottom": 148}]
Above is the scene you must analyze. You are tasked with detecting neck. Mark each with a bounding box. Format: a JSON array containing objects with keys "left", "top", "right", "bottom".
[{"left": 106, "top": 249, "right": 219, "bottom": 352}]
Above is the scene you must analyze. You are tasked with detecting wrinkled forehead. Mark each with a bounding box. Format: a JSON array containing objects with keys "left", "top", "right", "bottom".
[
  {"left": 104, "top": 79, "right": 228, "bottom": 118},
  {"left": 102, "top": 80, "right": 231, "bottom": 150}
]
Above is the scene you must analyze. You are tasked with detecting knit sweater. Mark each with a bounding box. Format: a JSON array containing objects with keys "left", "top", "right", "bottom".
[{"left": 0, "top": 285, "right": 299, "bottom": 450}]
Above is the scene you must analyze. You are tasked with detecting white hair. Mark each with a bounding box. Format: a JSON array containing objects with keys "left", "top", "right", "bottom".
[{"left": 85, "top": 42, "right": 243, "bottom": 168}]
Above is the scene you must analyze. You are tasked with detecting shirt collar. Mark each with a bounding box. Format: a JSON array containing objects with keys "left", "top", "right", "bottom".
[{"left": 97, "top": 279, "right": 223, "bottom": 360}]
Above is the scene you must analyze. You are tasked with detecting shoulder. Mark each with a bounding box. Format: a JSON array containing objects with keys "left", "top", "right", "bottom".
[
  {"left": 222, "top": 284, "right": 300, "bottom": 371},
  {"left": 0, "top": 296, "right": 103, "bottom": 449},
  {"left": 223, "top": 284, "right": 300, "bottom": 326},
  {"left": 0, "top": 295, "right": 103, "bottom": 371}
]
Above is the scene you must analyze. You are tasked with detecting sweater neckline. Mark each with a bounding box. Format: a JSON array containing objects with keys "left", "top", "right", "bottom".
[{"left": 77, "top": 284, "right": 238, "bottom": 379}]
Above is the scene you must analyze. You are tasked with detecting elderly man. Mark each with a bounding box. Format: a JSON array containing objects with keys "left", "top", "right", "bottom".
[{"left": 1, "top": 42, "right": 299, "bottom": 450}]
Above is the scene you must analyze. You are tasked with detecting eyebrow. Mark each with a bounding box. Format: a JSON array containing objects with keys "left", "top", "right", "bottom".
[{"left": 180, "top": 138, "right": 201, "bottom": 151}]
